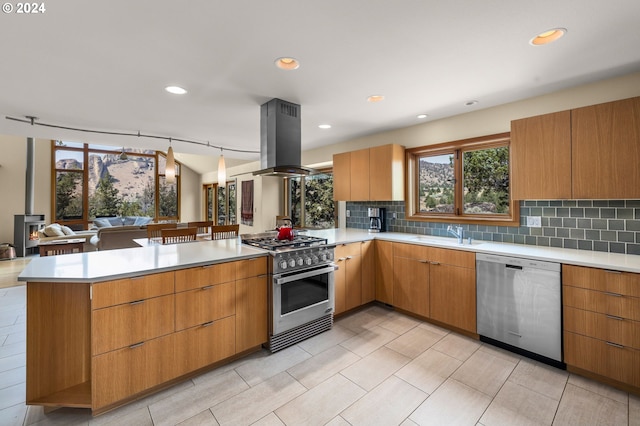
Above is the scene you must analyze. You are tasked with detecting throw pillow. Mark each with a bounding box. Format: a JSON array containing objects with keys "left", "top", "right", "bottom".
[
  {"left": 60, "top": 226, "right": 76, "bottom": 236},
  {"left": 43, "top": 224, "right": 65, "bottom": 237},
  {"left": 93, "top": 218, "right": 113, "bottom": 228},
  {"left": 123, "top": 216, "right": 136, "bottom": 226},
  {"left": 134, "top": 216, "right": 152, "bottom": 226}
]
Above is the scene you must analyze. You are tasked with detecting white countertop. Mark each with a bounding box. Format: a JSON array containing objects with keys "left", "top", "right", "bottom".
[
  {"left": 18, "top": 238, "right": 268, "bottom": 283},
  {"left": 306, "top": 228, "right": 640, "bottom": 273},
  {"left": 19, "top": 228, "right": 640, "bottom": 282}
]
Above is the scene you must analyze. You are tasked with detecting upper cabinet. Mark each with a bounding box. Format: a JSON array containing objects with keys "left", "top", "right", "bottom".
[
  {"left": 510, "top": 96, "right": 640, "bottom": 200},
  {"left": 511, "top": 111, "right": 572, "bottom": 200},
  {"left": 572, "top": 97, "right": 640, "bottom": 199},
  {"left": 333, "top": 144, "right": 404, "bottom": 201}
]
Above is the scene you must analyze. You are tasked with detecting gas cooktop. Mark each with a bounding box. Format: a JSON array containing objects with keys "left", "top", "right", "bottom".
[{"left": 241, "top": 232, "right": 328, "bottom": 251}]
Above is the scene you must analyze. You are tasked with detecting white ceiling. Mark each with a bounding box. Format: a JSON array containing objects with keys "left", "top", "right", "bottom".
[{"left": 1, "top": 0, "right": 640, "bottom": 173}]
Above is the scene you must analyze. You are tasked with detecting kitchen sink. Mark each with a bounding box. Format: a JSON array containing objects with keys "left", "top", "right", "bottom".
[{"left": 411, "top": 235, "right": 482, "bottom": 246}]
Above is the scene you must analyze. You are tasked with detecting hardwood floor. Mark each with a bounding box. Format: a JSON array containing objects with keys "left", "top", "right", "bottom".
[{"left": 0, "top": 257, "right": 31, "bottom": 289}]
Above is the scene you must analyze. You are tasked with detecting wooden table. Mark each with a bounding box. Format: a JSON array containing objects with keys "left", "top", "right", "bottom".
[{"left": 38, "top": 238, "right": 85, "bottom": 256}]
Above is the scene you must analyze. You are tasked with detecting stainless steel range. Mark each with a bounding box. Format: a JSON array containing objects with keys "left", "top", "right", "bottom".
[{"left": 241, "top": 232, "right": 336, "bottom": 352}]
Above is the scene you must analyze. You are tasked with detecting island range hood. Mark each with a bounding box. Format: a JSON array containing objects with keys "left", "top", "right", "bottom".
[{"left": 253, "top": 98, "right": 315, "bottom": 177}]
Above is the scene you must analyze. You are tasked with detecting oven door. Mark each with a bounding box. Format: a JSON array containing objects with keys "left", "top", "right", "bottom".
[{"left": 272, "top": 264, "right": 335, "bottom": 335}]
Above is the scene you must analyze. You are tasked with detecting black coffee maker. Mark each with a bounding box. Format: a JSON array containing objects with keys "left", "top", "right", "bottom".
[{"left": 367, "top": 207, "right": 386, "bottom": 232}]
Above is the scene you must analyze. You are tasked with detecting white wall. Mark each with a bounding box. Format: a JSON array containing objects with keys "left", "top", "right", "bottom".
[
  {"left": 0, "top": 137, "right": 51, "bottom": 244},
  {"left": 302, "top": 71, "right": 640, "bottom": 165},
  {"left": 202, "top": 161, "right": 282, "bottom": 234}
]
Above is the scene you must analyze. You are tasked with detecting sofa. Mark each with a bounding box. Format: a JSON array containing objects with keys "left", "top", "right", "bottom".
[
  {"left": 92, "top": 216, "right": 153, "bottom": 229},
  {"left": 37, "top": 223, "right": 98, "bottom": 252},
  {"left": 89, "top": 225, "right": 149, "bottom": 251}
]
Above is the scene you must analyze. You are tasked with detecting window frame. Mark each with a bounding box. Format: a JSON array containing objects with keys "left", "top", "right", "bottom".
[
  {"left": 51, "top": 141, "right": 181, "bottom": 229},
  {"left": 203, "top": 180, "right": 237, "bottom": 225},
  {"left": 283, "top": 169, "right": 337, "bottom": 229},
  {"left": 405, "top": 132, "right": 519, "bottom": 226}
]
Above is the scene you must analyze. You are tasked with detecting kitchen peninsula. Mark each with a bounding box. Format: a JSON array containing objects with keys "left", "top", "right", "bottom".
[
  {"left": 20, "top": 229, "right": 640, "bottom": 414},
  {"left": 19, "top": 239, "right": 269, "bottom": 414}
]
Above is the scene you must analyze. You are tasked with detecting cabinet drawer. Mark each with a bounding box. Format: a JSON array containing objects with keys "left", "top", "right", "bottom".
[
  {"left": 563, "top": 265, "right": 640, "bottom": 297},
  {"left": 393, "top": 242, "right": 430, "bottom": 261},
  {"left": 92, "top": 333, "right": 176, "bottom": 410},
  {"left": 564, "top": 306, "right": 640, "bottom": 350},
  {"left": 335, "top": 242, "right": 361, "bottom": 259},
  {"left": 92, "top": 294, "right": 175, "bottom": 355},
  {"left": 563, "top": 286, "right": 640, "bottom": 321},
  {"left": 175, "top": 281, "right": 236, "bottom": 331},
  {"left": 173, "top": 316, "right": 236, "bottom": 376},
  {"left": 429, "top": 247, "right": 475, "bottom": 268},
  {"left": 236, "top": 257, "right": 268, "bottom": 280},
  {"left": 564, "top": 331, "right": 640, "bottom": 387},
  {"left": 92, "top": 272, "right": 174, "bottom": 309},
  {"left": 175, "top": 262, "right": 236, "bottom": 292}
]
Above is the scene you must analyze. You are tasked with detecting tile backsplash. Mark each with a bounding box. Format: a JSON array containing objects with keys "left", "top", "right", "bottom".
[{"left": 345, "top": 200, "right": 640, "bottom": 255}]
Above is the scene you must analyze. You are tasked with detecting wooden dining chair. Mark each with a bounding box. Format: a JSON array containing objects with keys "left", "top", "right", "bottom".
[
  {"left": 146, "top": 223, "right": 177, "bottom": 239},
  {"left": 187, "top": 220, "right": 213, "bottom": 234},
  {"left": 211, "top": 224, "right": 240, "bottom": 240},
  {"left": 161, "top": 227, "right": 198, "bottom": 244}
]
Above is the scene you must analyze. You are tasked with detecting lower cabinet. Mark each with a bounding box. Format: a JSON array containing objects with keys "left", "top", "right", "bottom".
[
  {"left": 26, "top": 256, "right": 268, "bottom": 414},
  {"left": 361, "top": 240, "right": 375, "bottom": 303},
  {"left": 563, "top": 264, "right": 640, "bottom": 391},
  {"left": 389, "top": 242, "right": 476, "bottom": 333},
  {"left": 375, "top": 240, "right": 394, "bottom": 304},
  {"left": 173, "top": 316, "right": 236, "bottom": 377},
  {"left": 334, "top": 242, "right": 363, "bottom": 314},
  {"left": 393, "top": 251, "right": 430, "bottom": 318},
  {"left": 92, "top": 333, "right": 176, "bottom": 410}
]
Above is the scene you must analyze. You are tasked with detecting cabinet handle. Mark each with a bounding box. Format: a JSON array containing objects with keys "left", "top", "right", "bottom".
[
  {"left": 604, "top": 291, "right": 623, "bottom": 297},
  {"left": 257, "top": 274, "right": 269, "bottom": 279},
  {"left": 606, "top": 341, "right": 625, "bottom": 349},
  {"left": 605, "top": 270, "right": 622, "bottom": 274},
  {"left": 129, "top": 299, "right": 145, "bottom": 305},
  {"left": 418, "top": 259, "right": 428, "bottom": 263},
  {"left": 337, "top": 257, "right": 347, "bottom": 261},
  {"left": 201, "top": 285, "right": 214, "bottom": 290},
  {"left": 129, "top": 342, "right": 145, "bottom": 349},
  {"left": 430, "top": 261, "right": 441, "bottom": 266},
  {"left": 606, "top": 314, "right": 624, "bottom": 321},
  {"left": 202, "top": 320, "right": 215, "bottom": 327},
  {"left": 346, "top": 256, "right": 353, "bottom": 260}
]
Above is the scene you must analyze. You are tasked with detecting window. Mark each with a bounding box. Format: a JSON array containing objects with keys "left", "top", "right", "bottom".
[
  {"left": 285, "top": 171, "right": 336, "bottom": 229},
  {"left": 203, "top": 181, "right": 236, "bottom": 225},
  {"left": 406, "top": 133, "right": 518, "bottom": 226},
  {"left": 52, "top": 141, "right": 181, "bottom": 229}
]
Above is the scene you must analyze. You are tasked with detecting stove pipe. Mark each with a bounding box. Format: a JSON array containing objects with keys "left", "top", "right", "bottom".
[{"left": 25, "top": 137, "right": 35, "bottom": 215}]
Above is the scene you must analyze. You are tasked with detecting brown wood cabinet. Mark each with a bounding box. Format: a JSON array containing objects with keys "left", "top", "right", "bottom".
[
  {"left": 332, "top": 151, "right": 351, "bottom": 201},
  {"left": 392, "top": 243, "right": 430, "bottom": 318},
  {"left": 334, "top": 242, "right": 363, "bottom": 314},
  {"left": 572, "top": 97, "right": 640, "bottom": 199},
  {"left": 563, "top": 264, "right": 640, "bottom": 391},
  {"left": 333, "top": 144, "right": 404, "bottom": 201},
  {"left": 361, "top": 240, "right": 375, "bottom": 303},
  {"left": 26, "top": 255, "right": 268, "bottom": 414},
  {"left": 510, "top": 111, "right": 572, "bottom": 200},
  {"left": 375, "top": 240, "right": 394, "bottom": 304},
  {"left": 428, "top": 248, "right": 476, "bottom": 333},
  {"left": 510, "top": 96, "right": 640, "bottom": 200}
]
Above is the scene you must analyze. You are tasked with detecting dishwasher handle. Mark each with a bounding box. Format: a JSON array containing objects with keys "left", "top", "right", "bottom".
[{"left": 506, "top": 264, "right": 523, "bottom": 270}]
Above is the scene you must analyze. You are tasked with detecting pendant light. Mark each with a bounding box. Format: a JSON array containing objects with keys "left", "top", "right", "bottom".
[
  {"left": 218, "top": 148, "right": 226, "bottom": 188},
  {"left": 165, "top": 139, "right": 176, "bottom": 183}
]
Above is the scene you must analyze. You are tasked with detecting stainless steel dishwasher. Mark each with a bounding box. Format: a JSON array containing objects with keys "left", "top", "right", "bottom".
[{"left": 476, "top": 253, "right": 563, "bottom": 366}]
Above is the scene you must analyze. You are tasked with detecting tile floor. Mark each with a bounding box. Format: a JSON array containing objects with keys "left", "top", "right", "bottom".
[{"left": 1, "top": 282, "right": 639, "bottom": 425}]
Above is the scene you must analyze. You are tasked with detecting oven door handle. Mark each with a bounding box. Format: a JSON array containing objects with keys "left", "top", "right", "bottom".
[{"left": 274, "top": 264, "right": 337, "bottom": 285}]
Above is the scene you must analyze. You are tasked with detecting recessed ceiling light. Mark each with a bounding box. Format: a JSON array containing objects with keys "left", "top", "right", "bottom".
[
  {"left": 165, "top": 86, "right": 187, "bottom": 95},
  {"left": 367, "top": 95, "right": 385, "bottom": 103},
  {"left": 465, "top": 100, "right": 479, "bottom": 106},
  {"left": 318, "top": 124, "right": 332, "bottom": 129},
  {"left": 275, "top": 57, "right": 300, "bottom": 70},
  {"left": 417, "top": 114, "right": 428, "bottom": 119},
  {"left": 530, "top": 28, "right": 567, "bottom": 46}
]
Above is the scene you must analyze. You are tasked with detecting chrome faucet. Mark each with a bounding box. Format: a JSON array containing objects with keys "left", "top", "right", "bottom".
[{"left": 447, "top": 225, "right": 464, "bottom": 244}]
